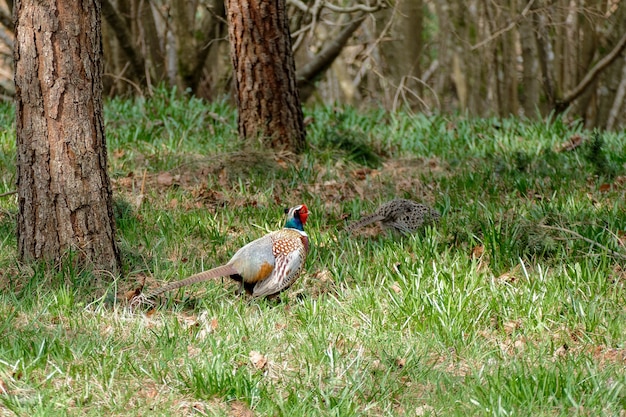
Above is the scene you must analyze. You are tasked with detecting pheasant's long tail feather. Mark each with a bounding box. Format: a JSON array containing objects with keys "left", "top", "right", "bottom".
[
  {"left": 345, "top": 214, "right": 384, "bottom": 233},
  {"left": 147, "top": 264, "right": 238, "bottom": 298}
]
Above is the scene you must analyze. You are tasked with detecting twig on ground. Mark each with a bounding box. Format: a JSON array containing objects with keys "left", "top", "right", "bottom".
[
  {"left": 539, "top": 224, "right": 626, "bottom": 261},
  {"left": 0, "top": 190, "right": 17, "bottom": 198}
]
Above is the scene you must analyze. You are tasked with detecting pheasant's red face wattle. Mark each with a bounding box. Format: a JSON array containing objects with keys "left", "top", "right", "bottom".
[{"left": 298, "top": 204, "right": 309, "bottom": 225}]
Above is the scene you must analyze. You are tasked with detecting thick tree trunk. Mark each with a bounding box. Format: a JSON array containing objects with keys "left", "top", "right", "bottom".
[
  {"left": 226, "top": 0, "right": 305, "bottom": 153},
  {"left": 14, "top": 0, "right": 122, "bottom": 273}
]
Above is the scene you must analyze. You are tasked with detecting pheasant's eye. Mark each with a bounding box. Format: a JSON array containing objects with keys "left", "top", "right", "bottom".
[{"left": 284, "top": 207, "right": 289, "bottom": 214}]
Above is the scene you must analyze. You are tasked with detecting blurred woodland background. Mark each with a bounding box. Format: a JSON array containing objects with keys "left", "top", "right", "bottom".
[{"left": 1, "top": 0, "right": 625, "bottom": 129}]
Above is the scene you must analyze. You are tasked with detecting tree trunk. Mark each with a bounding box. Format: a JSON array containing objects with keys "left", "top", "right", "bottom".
[
  {"left": 519, "top": 8, "right": 540, "bottom": 117},
  {"left": 377, "top": 0, "right": 424, "bottom": 110},
  {"left": 226, "top": 0, "right": 305, "bottom": 153},
  {"left": 137, "top": 0, "right": 166, "bottom": 86},
  {"left": 171, "top": 0, "right": 197, "bottom": 91},
  {"left": 102, "top": 0, "right": 145, "bottom": 95},
  {"left": 14, "top": 0, "right": 122, "bottom": 273}
]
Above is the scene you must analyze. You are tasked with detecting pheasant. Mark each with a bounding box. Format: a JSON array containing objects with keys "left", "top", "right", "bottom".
[
  {"left": 147, "top": 204, "right": 310, "bottom": 299},
  {"left": 346, "top": 198, "right": 440, "bottom": 235}
]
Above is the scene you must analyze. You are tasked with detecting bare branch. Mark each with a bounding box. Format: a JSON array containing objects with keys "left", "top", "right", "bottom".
[
  {"left": 101, "top": 0, "right": 146, "bottom": 85},
  {"left": 0, "top": 7, "right": 11, "bottom": 31},
  {"left": 539, "top": 224, "right": 626, "bottom": 261},
  {"left": 557, "top": 30, "right": 626, "bottom": 111},
  {"left": 0, "top": 190, "right": 17, "bottom": 198},
  {"left": 297, "top": 13, "right": 366, "bottom": 99},
  {"left": 471, "top": 0, "right": 536, "bottom": 50},
  {"left": 288, "top": 0, "right": 385, "bottom": 14},
  {"left": 0, "top": 26, "right": 13, "bottom": 49},
  {"left": 287, "top": 0, "right": 310, "bottom": 12},
  {"left": 324, "top": 1, "right": 386, "bottom": 13}
]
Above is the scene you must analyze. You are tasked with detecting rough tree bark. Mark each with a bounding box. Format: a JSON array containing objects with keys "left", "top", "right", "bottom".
[
  {"left": 14, "top": 0, "right": 122, "bottom": 273},
  {"left": 226, "top": 0, "right": 305, "bottom": 153}
]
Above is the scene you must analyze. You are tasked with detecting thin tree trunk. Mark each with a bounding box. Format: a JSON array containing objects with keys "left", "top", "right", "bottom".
[
  {"left": 534, "top": 6, "right": 556, "bottom": 108},
  {"left": 171, "top": 0, "right": 197, "bottom": 91},
  {"left": 190, "top": 1, "right": 227, "bottom": 95},
  {"left": 102, "top": 0, "right": 146, "bottom": 88},
  {"left": 376, "top": 0, "right": 424, "bottom": 110},
  {"left": 519, "top": 9, "right": 540, "bottom": 117},
  {"left": 14, "top": 0, "right": 121, "bottom": 273},
  {"left": 137, "top": 0, "right": 165, "bottom": 86},
  {"left": 606, "top": 54, "right": 626, "bottom": 130},
  {"left": 226, "top": 0, "right": 305, "bottom": 152}
]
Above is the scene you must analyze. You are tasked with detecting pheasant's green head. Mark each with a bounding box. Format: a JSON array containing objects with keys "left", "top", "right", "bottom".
[{"left": 284, "top": 204, "right": 308, "bottom": 231}]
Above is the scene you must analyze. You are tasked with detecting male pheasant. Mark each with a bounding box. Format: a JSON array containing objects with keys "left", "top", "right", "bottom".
[
  {"left": 147, "top": 204, "right": 310, "bottom": 299},
  {"left": 346, "top": 198, "right": 439, "bottom": 235}
]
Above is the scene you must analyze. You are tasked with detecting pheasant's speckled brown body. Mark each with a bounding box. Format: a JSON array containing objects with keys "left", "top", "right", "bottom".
[
  {"left": 346, "top": 199, "right": 439, "bottom": 235},
  {"left": 148, "top": 205, "right": 309, "bottom": 299}
]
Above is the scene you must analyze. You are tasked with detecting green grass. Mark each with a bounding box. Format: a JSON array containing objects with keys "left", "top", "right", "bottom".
[{"left": 1, "top": 88, "right": 625, "bottom": 416}]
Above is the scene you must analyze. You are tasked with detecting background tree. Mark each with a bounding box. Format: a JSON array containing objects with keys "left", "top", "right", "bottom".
[
  {"left": 226, "top": 0, "right": 305, "bottom": 152},
  {"left": 14, "top": 0, "right": 121, "bottom": 273},
  {"left": 374, "top": 0, "right": 424, "bottom": 110},
  {"left": 2, "top": 0, "right": 626, "bottom": 130}
]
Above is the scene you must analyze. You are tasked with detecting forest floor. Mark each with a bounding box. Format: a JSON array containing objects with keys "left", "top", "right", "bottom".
[{"left": 1, "top": 89, "right": 626, "bottom": 416}]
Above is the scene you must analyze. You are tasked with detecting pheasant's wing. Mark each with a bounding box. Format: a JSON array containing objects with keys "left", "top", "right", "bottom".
[
  {"left": 251, "top": 249, "right": 304, "bottom": 297},
  {"left": 385, "top": 220, "right": 414, "bottom": 235}
]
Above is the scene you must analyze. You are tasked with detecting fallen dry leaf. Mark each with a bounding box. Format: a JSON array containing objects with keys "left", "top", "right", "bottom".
[
  {"left": 0, "top": 378, "right": 8, "bottom": 394},
  {"left": 191, "top": 402, "right": 206, "bottom": 414},
  {"left": 116, "top": 176, "right": 134, "bottom": 189},
  {"left": 390, "top": 282, "right": 402, "bottom": 294},
  {"left": 182, "top": 314, "right": 200, "bottom": 329},
  {"left": 230, "top": 400, "right": 255, "bottom": 417},
  {"left": 471, "top": 245, "right": 484, "bottom": 259},
  {"left": 196, "top": 316, "right": 219, "bottom": 340},
  {"left": 157, "top": 171, "right": 174, "bottom": 186},
  {"left": 496, "top": 272, "right": 516, "bottom": 283},
  {"left": 554, "top": 343, "right": 569, "bottom": 358},
  {"left": 503, "top": 320, "right": 520, "bottom": 335},
  {"left": 415, "top": 404, "right": 434, "bottom": 416},
  {"left": 557, "top": 134, "right": 584, "bottom": 152},
  {"left": 590, "top": 345, "right": 626, "bottom": 367},
  {"left": 124, "top": 288, "right": 141, "bottom": 301},
  {"left": 352, "top": 168, "right": 372, "bottom": 180},
  {"left": 249, "top": 351, "right": 267, "bottom": 370},
  {"left": 313, "top": 269, "right": 333, "bottom": 282}
]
